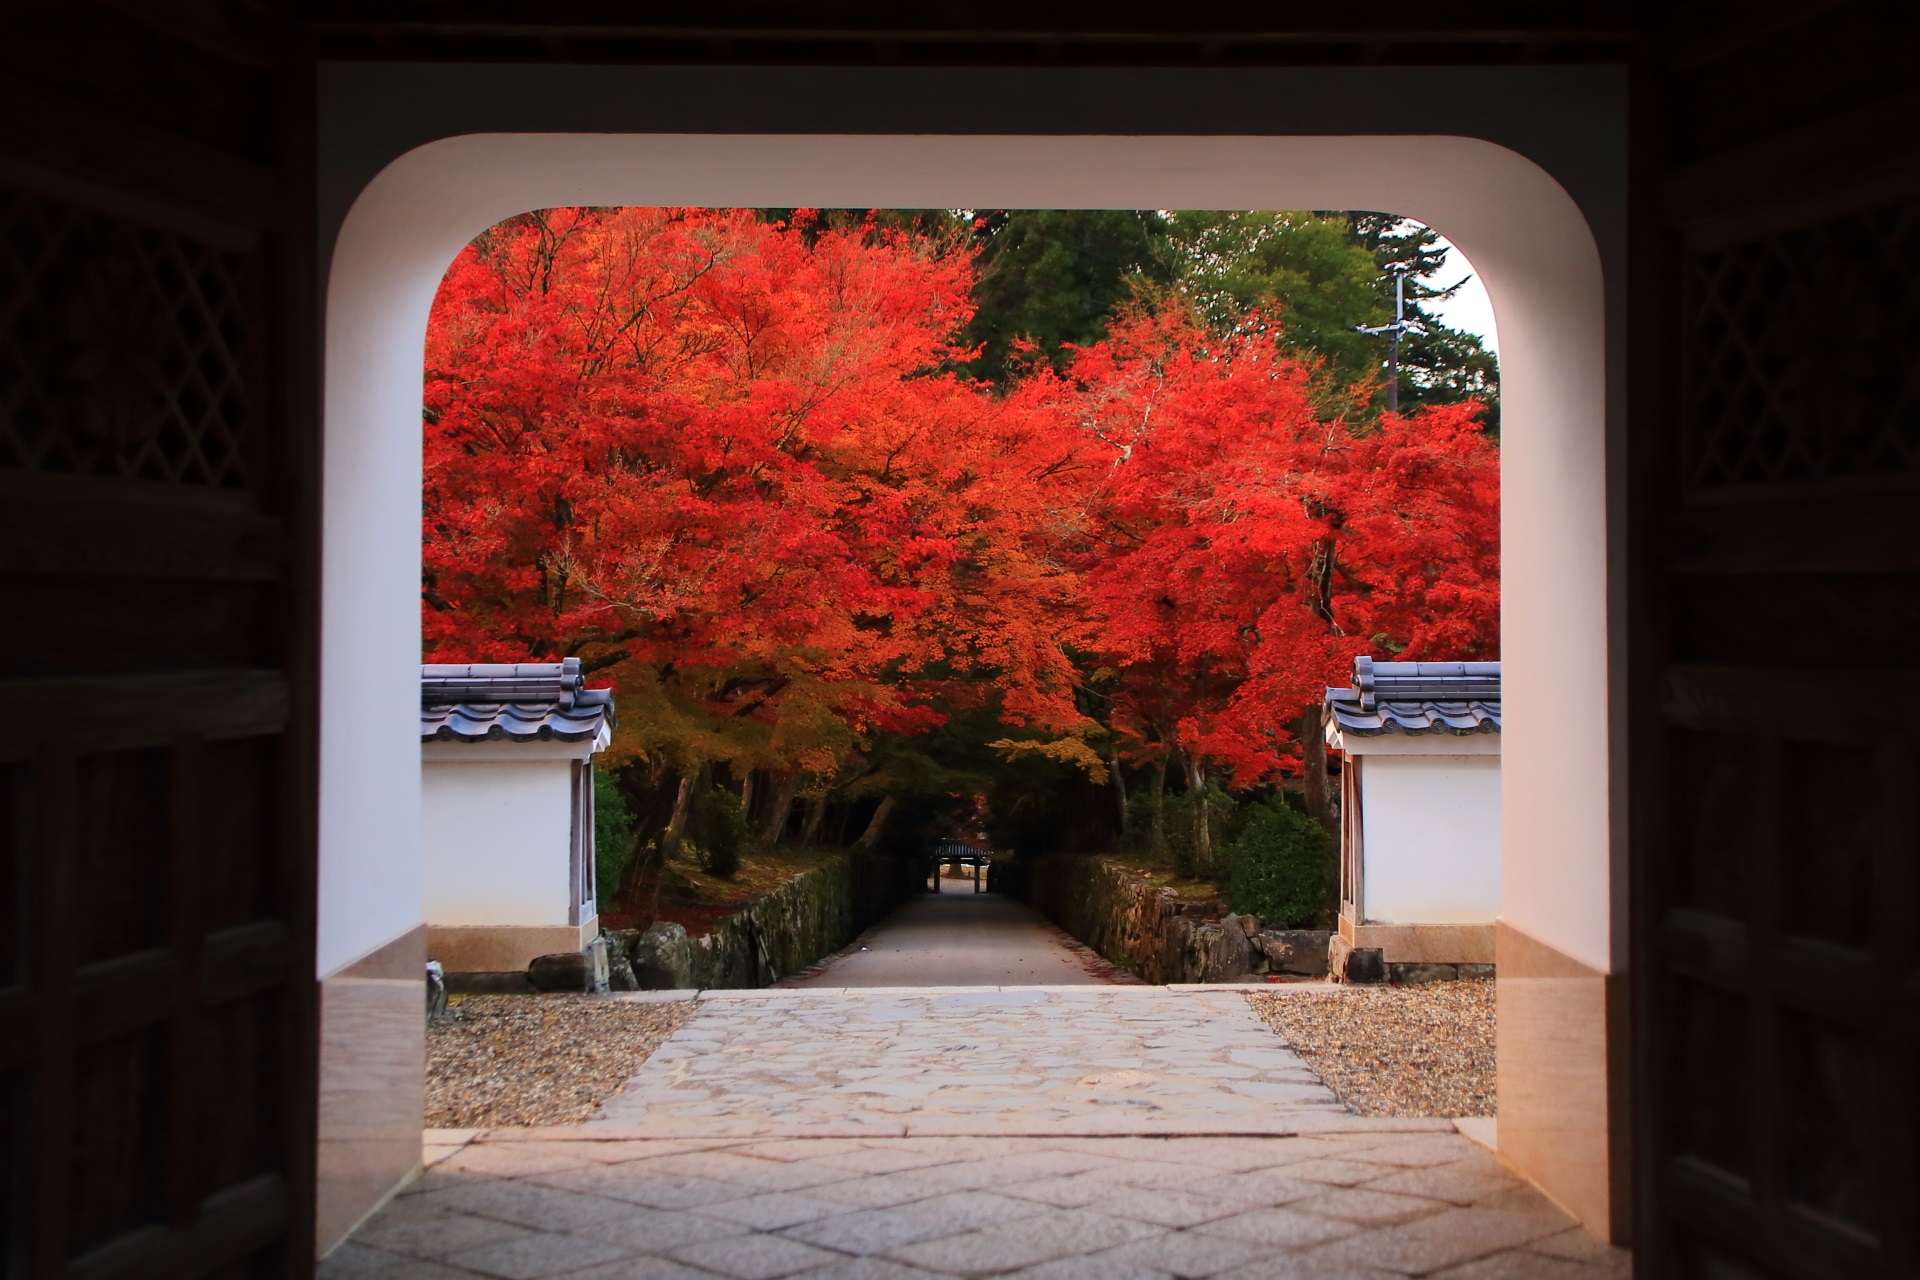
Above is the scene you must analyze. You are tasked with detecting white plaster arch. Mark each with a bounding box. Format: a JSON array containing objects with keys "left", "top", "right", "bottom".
[{"left": 319, "top": 132, "right": 1608, "bottom": 985}]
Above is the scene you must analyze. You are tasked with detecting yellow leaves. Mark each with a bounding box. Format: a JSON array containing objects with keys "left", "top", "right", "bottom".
[{"left": 986, "top": 735, "right": 1110, "bottom": 785}]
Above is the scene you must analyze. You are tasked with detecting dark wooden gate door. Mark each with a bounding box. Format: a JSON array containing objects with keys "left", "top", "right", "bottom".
[
  {"left": 1636, "top": 6, "right": 1920, "bottom": 1273},
  {"left": 1, "top": 9, "right": 317, "bottom": 1279}
]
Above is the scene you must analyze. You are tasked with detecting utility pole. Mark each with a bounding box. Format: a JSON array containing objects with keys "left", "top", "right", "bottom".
[{"left": 1353, "top": 265, "right": 1417, "bottom": 415}]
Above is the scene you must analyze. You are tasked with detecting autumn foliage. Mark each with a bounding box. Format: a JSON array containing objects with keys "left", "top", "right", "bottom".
[
  {"left": 423, "top": 206, "right": 1499, "bottom": 860},
  {"left": 1066, "top": 309, "right": 1499, "bottom": 787},
  {"left": 425, "top": 208, "right": 1095, "bottom": 779}
]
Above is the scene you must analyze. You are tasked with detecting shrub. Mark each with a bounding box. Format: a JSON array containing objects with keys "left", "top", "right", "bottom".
[
  {"left": 1222, "top": 797, "right": 1336, "bottom": 928},
  {"left": 593, "top": 767, "right": 635, "bottom": 904},
  {"left": 692, "top": 786, "right": 750, "bottom": 880},
  {"left": 1120, "top": 788, "right": 1163, "bottom": 854}
]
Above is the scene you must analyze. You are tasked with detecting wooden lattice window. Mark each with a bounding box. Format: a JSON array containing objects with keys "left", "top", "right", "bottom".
[
  {"left": 0, "top": 186, "right": 252, "bottom": 487},
  {"left": 1683, "top": 201, "right": 1920, "bottom": 491}
]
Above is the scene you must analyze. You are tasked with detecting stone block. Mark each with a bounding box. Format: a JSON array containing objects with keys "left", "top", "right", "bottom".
[
  {"left": 1459, "top": 963, "right": 1497, "bottom": 980},
  {"left": 425, "top": 960, "right": 448, "bottom": 1021},
  {"left": 1255, "top": 929, "right": 1331, "bottom": 976},
  {"left": 1212, "top": 915, "right": 1254, "bottom": 980},
  {"left": 584, "top": 935, "right": 610, "bottom": 992},
  {"left": 606, "top": 957, "right": 638, "bottom": 991},
  {"left": 630, "top": 922, "right": 695, "bottom": 990},
  {"left": 526, "top": 951, "right": 590, "bottom": 992},
  {"left": 1347, "top": 948, "right": 1385, "bottom": 984},
  {"left": 1161, "top": 915, "right": 1197, "bottom": 982},
  {"left": 1329, "top": 934, "right": 1385, "bottom": 984},
  {"left": 526, "top": 940, "right": 610, "bottom": 993},
  {"left": 599, "top": 927, "right": 640, "bottom": 964}
]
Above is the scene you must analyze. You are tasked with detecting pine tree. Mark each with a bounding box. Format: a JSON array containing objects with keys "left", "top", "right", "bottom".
[
  {"left": 1162, "top": 211, "right": 1499, "bottom": 429},
  {"left": 960, "top": 210, "right": 1172, "bottom": 384},
  {"left": 1342, "top": 213, "right": 1501, "bottom": 429}
]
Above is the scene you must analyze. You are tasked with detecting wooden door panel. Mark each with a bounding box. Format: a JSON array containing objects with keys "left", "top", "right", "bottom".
[
  {"left": 1649, "top": 643, "right": 1919, "bottom": 1273},
  {"left": 1638, "top": 65, "right": 1920, "bottom": 1263},
  {"left": 0, "top": 10, "right": 315, "bottom": 1269}
]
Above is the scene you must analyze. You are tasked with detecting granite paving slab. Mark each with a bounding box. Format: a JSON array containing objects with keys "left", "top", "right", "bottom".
[
  {"left": 327, "top": 1131, "right": 1629, "bottom": 1279},
  {"left": 588, "top": 987, "right": 1352, "bottom": 1138}
]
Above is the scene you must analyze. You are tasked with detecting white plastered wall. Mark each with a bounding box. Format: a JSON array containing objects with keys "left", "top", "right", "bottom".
[
  {"left": 318, "top": 133, "right": 1610, "bottom": 981},
  {"left": 421, "top": 757, "right": 575, "bottom": 927},
  {"left": 1356, "top": 754, "right": 1503, "bottom": 925}
]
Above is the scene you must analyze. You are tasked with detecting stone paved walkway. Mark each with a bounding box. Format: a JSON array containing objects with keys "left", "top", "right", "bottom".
[
  {"left": 332, "top": 988, "right": 1632, "bottom": 1277},
  {"left": 786, "top": 888, "right": 1120, "bottom": 988},
  {"left": 589, "top": 988, "right": 1349, "bottom": 1138},
  {"left": 328, "top": 1129, "right": 1627, "bottom": 1279}
]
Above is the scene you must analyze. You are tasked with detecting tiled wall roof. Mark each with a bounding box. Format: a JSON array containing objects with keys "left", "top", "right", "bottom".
[
  {"left": 1324, "top": 656, "right": 1500, "bottom": 737},
  {"left": 421, "top": 659, "right": 616, "bottom": 743}
]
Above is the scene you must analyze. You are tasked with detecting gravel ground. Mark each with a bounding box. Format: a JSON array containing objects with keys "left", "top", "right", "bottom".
[
  {"left": 1245, "top": 979, "right": 1496, "bottom": 1118},
  {"left": 427, "top": 994, "right": 695, "bottom": 1128}
]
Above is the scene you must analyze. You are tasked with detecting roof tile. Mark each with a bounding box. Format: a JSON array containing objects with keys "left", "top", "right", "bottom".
[
  {"left": 1324, "top": 656, "right": 1500, "bottom": 737},
  {"left": 420, "top": 659, "right": 616, "bottom": 744}
]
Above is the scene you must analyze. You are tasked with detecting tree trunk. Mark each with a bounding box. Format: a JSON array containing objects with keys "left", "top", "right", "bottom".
[
  {"left": 660, "top": 773, "right": 695, "bottom": 859},
  {"left": 1300, "top": 704, "right": 1338, "bottom": 834},
  {"left": 739, "top": 769, "right": 755, "bottom": 816},
  {"left": 1109, "top": 743, "right": 1128, "bottom": 835},
  {"left": 855, "top": 795, "right": 896, "bottom": 850},
  {"left": 801, "top": 794, "right": 828, "bottom": 846},
  {"left": 761, "top": 771, "right": 799, "bottom": 845},
  {"left": 612, "top": 828, "right": 653, "bottom": 919},
  {"left": 1187, "top": 756, "right": 1213, "bottom": 872},
  {"left": 615, "top": 780, "right": 689, "bottom": 925},
  {"left": 1149, "top": 753, "right": 1170, "bottom": 856}
]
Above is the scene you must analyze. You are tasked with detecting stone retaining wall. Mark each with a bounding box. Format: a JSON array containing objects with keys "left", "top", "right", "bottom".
[
  {"left": 998, "top": 854, "right": 1330, "bottom": 984},
  {"left": 614, "top": 851, "right": 920, "bottom": 990}
]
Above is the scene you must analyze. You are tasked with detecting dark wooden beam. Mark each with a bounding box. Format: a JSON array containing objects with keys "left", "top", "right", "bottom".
[{"left": 304, "top": 1, "right": 1636, "bottom": 46}]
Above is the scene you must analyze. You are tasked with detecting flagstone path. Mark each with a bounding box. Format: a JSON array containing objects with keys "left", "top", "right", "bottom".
[
  {"left": 588, "top": 987, "right": 1350, "bottom": 1138},
  {"left": 331, "top": 983, "right": 1631, "bottom": 1276},
  {"left": 329, "top": 1124, "right": 1627, "bottom": 1280}
]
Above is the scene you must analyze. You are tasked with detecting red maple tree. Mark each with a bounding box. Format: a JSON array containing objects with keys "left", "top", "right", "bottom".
[
  {"left": 1056, "top": 307, "right": 1499, "bottom": 856},
  {"left": 421, "top": 208, "right": 1499, "bottom": 881},
  {"left": 423, "top": 207, "right": 1097, "bottom": 816}
]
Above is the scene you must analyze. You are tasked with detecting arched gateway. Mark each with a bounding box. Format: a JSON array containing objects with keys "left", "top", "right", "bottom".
[{"left": 312, "top": 65, "right": 1624, "bottom": 1253}]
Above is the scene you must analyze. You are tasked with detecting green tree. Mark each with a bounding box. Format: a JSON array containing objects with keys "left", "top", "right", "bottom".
[
  {"left": 1163, "top": 210, "right": 1386, "bottom": 398},
  {"left": 1343, "top": 213, "right": 1501, "bottom": 428},
  {"left": 1163, "top": 210, "right": 1499, "bottom": 427},
  {"left": 961, "top": 210, "right": 1172, "bottom": 384}
]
